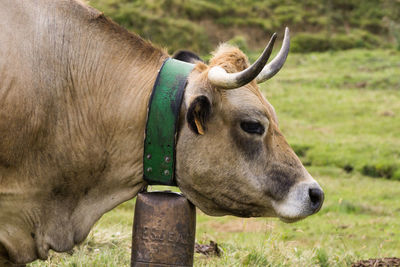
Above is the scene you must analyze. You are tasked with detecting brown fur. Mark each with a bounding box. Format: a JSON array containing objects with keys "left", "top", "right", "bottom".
[
  {"left": 0, "top": 0, "right": 167, "bottom": 264},
  {"left": 208, "top": 44, "right": 278, "bottom": 122},
  {"left": 210, "top": 44, "right": 250, "bottom": 72},
  {"left": 176, "top": 43, "right": 320, "bottom": 219},
  {"left": 0, "top": 0, "right": 321, "bottom": 265}
]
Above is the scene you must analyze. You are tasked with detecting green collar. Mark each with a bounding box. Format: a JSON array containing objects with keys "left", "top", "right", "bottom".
[{"left": 143, "top": 58, "right": 195, "bottom": 186}]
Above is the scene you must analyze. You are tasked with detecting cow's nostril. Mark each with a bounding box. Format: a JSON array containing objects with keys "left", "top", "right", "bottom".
[{"left": 308, "top": 188, "right": 324, "bottom": 212}]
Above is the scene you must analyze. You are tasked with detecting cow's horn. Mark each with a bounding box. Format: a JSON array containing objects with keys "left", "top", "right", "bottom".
[
  {"left": 256, "top": 27, "right": 290, "bottom": 83},
  {"left": 207, "top": 33, "right": 277, "bottom": 89}
]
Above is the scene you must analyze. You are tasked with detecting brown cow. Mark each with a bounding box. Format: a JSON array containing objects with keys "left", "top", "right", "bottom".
[{"left": 0, "top": 0, "right": 323, "bottom": 265}]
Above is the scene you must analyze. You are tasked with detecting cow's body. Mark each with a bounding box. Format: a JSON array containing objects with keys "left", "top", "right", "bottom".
[
  {"left": 0, "top": 1, "right": 164, "bottom": 264},
  {"left": 0, "top": 0, "right": 323, "bottom": 265}
]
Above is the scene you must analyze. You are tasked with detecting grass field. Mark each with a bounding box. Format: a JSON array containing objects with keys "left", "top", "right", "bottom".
[
  {"left": 89, "top": 0, "right": 400, "bottom": 53},
  {"left": 28, "top": 48, "right": 400, "bottom": 266},
  {"left": 263, "top": 49, "right": 400, "bottom": 180}
]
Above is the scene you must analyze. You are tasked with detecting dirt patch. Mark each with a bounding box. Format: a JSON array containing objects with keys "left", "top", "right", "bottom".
[
  {"left": 380, "top": 110, "right": 395, "bottom": 117},
  {"left": 207, "top": 218, "right": 275, "bottom": 233},
  {"left": 352, "top": 257, "right": 400, "bottom": 267},
  {"left": 195, "top": 241, "right": 221, "bottom": 257}
]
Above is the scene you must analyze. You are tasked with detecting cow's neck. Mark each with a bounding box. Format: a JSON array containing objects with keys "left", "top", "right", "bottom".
[
  {"left": 0, "top": 1, "right": 169, "bottom": 264},
  {"left": 44, "top": 3, "right": 169, "bottom": 199},
  {"left": 55, "top": 11, "right": 169, "bottom": 182},
  {"left": 41, "top": 3, "right": 171, "bottom": 252}
]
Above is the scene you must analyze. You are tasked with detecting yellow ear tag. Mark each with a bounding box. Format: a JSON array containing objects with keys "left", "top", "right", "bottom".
[{"left": 194, "top": 118, "right": 205, "bottom": 135}]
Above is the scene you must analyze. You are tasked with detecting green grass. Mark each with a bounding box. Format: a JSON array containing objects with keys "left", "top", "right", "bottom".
[
  {"left": 89, "top": 0, "right": 400, "bottom": 53},
  {"left": 28, "top": 48, "right": 400, "bottom": 266},
  {"left": 260, "top": 49, "right": 400, "bottom": 180},
  {"left": 28, "top": 167, "right": 400, "bottom": 266},
  {"left": 194, "top": 167, "right": 400, "bottom": 266}
]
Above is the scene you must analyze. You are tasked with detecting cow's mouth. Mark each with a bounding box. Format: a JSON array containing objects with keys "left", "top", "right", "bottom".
[{"left": 271, "top": 181, "right": 324, "bottom": 222}]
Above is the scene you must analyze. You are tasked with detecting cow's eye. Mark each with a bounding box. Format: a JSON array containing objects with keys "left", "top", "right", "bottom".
[{"left": 240, "top": 121, "right": 265, "bottom": 135}]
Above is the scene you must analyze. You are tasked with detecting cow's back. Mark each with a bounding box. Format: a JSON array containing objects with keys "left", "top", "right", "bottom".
[
  {"left": 0, "top": 0, "right": 102, "bottom": 168},
  {"left": 1, "top": 1, "right": 40, "bottom": 167}
]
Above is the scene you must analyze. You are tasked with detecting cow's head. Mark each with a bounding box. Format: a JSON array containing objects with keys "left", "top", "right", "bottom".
[{"left": 176, "top": 28, "right": 324, "bottom": 222}]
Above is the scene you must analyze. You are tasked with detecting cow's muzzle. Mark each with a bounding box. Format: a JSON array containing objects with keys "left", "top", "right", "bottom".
[{"left": 271, "top": 181, "right": 324, "bottom": 222}]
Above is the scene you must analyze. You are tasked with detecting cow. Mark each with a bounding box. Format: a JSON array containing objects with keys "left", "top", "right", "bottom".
[{"left": 0, "top": 0, "right": 324, "bottom": 265}]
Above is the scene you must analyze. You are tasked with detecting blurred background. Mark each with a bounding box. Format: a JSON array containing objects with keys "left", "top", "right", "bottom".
[
  {"left": 90, "top": 0, "right": 400, "bottom": 54},
  {"left": 30, "top": 1, "right": 400, "bottom": 266}
]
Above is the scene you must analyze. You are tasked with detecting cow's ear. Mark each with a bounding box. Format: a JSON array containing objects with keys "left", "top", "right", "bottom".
[
  {"left": 186, "top": 95, "right": 211, "bottom": 135},
  {"left": 173, "top": 50, "right": 203, "bottom": 63}
]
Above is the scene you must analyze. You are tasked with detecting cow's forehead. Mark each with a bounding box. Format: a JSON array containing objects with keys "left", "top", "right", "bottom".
[{"left": 222, "top": 86, "right": 277, "bottom": 122}]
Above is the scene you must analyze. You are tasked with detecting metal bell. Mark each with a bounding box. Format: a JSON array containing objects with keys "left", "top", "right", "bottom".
[{"left": 131, "top": 191, "right": 196, "bottom": 267}]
